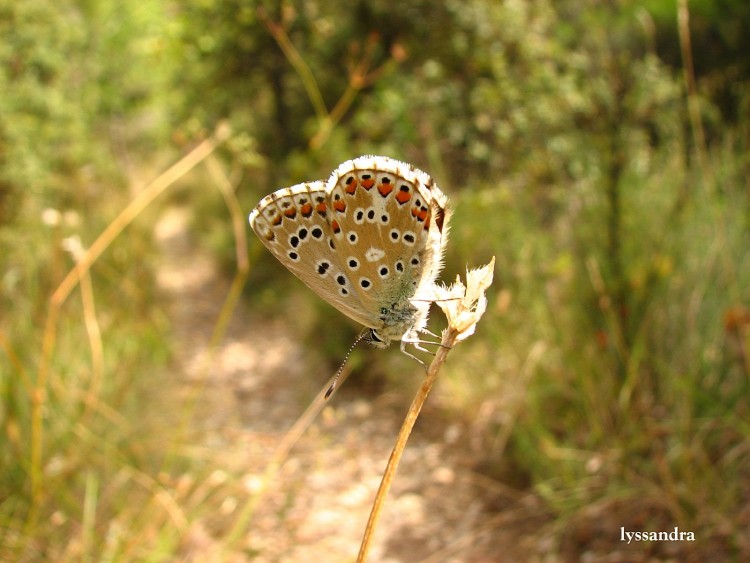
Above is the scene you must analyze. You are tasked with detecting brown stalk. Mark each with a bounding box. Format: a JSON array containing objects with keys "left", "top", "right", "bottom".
[{"left": 356, "top": 328, "right": 457, "bottom": 561}]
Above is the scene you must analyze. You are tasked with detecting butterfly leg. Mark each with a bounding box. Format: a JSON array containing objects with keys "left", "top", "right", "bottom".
[{"left": 398, "top": 339, "right": 428, "bottom": 370}]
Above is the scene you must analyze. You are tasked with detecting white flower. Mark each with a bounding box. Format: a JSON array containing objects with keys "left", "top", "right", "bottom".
[
  {"left": 61, "top": 235, "right": 84, "bottom": 261},
  {"left": 434, "top": 257, "right": 495, "bottom": 342},
  {"left": 41, "top": 208, "right": 61, "bottom": 226}
]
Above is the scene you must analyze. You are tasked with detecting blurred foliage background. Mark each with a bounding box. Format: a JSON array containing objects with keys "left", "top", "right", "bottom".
[{"left": 1, "top": 0, "right": 749, "bottom": 560}]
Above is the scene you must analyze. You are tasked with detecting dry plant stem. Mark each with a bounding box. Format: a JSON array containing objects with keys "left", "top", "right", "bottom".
[
  {"left": 260, "top": 7, "right": 395, "bottom": 151},
  {"left": 196, "top": 155, "right": 250, "bottom": 365},
  {"left": 171, "top": 154, "right": 252, "bottom": 466},
  {"left": 676, "top": 0, "right": 737, "bottom": 293},
  {"left": 30, "top": 126, "right": 230, "bottom": 521},
  {"left": 79, "top": 263, "right": 103, "bottom": 419},
  {"left": 677, "top": 0, "right": 707, "bottom": 178},
  {"left": 357, "top": 327, "right": 458, "bottom": 563},
  {"left": 258, "top": 8, "right": 327, "bottom": 120}
]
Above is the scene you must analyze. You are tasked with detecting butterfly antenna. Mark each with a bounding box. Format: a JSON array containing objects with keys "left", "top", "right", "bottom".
[{"left": 325, "top": 330, "right": 369, "bottom": 399}]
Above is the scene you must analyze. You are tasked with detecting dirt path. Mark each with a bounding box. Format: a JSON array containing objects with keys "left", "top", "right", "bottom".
[{"left": 154, "top": 207, "right": 546, "bottom": 562}]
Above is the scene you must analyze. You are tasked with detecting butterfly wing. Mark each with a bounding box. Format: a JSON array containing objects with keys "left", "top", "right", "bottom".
[
  {"left": 325, "top": 156, "right": 450, "bottom": 339},
  {"left": 249, "top": 181, "right": 378, "bottom": 328}
]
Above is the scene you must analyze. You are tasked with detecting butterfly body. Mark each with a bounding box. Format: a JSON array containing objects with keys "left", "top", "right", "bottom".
[{"left": 249, "top": 155, "right": 449, "bottom": 352}]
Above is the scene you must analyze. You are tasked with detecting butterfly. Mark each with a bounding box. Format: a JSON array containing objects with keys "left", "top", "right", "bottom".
[{"left": 248, "top": 155, "right": 450, "bottom": 357}]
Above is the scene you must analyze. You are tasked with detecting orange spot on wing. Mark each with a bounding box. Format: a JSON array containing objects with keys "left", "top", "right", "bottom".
[
  {"left": 284, "top": 208, "right": 297, "bottom": 219},
  {"left": 361, "top": 178, "right": 375, "bottom": 189},
  {"left": 300, "top": 202, "right": 313, "bottom": 216},
  {"left": 395, "top": 190, "right": 411, "bottom": 204},
  {"left": 334, "top": 200, "right": 347, "bottom": 213},
  {"left": 272, "top": 214, "right": 282, "bottom": 226},
  {"left": 377, "top": 183, "right": 394, "bottom": 197},
  {"left": 411, "top": 206, "right": 431, "bottom": 230},
  {"left": 332, "top": 220, "right": 341, "bottom": 234},
  {"left": 316, "top": 201, "right": 327, "bottom": 214},
  {"left": 345, "top": 179, "right": 358, "bottom": 194}
]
